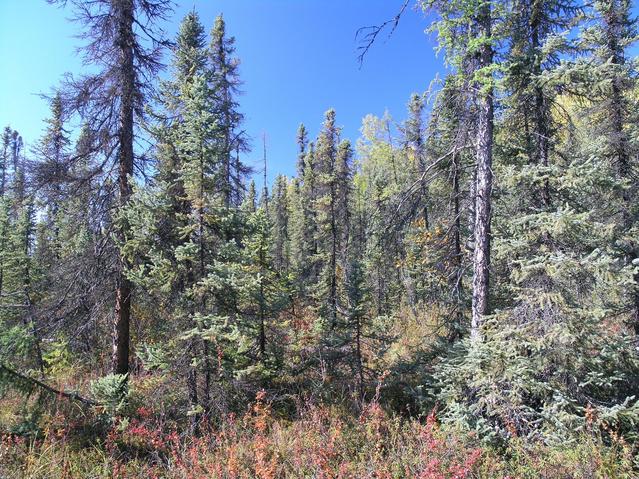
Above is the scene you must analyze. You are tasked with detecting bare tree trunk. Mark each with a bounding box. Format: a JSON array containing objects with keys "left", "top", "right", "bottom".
[
  {"left": 186, "top": 345, "right": 200, "bottom": 434},
  {"left": 112, "top": 0, "right": 134, "bottom": 376},
  {"left": 449, "top": 151, "right": 464, "bottom": 342},
  {"left": 470, "top": 3, "right": 494, "bottom": 340},
  {"left": 259, "top": 241, "right": 267, "bottom": 360},
  {"left": 259, "top": 304, "right": 266, "bottom": 359},
  {"left": 467, "top": 165, "right": 477, "bottom": 249},
  {"left": 197, "top": 148, "right": 211, "bottom": 414},
  {"left": 419, "top": 160, "right": 430, "bottom": 230},
  {"left": 355, "top": 315, "right": 364, "bottom": 400},
  {"left": 21, "top": 212, "right": 44, "bottom": 376},
  {"left": 0, "top": 364, "right": 97, "bottom": 405}
]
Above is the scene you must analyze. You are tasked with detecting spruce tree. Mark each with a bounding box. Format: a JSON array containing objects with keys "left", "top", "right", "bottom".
[
  {"left": 33, "top": 93, "right": 70, "bottom": 263},
  {"left": 299, "top": 142, "right": 320, "bottom": 287},
  {"left": 122, "top": 10, "right": 251, "bottom": 425},
  {"left": 315, "top": 109, "right": 341, "bottom": 329},
  {"left": 241, "top": 204, "right": 288, "bottom": 370},
  {"left": 584, "top": 0, "right": 639, "bottom": 333},
  {"left": 296, "top": 123, "right": 309, "bottom": 178},
  {"left": 403, "top": 93, "right": 429, "bottom": 228},
  {"left": 422, "top": 0, "right": 501, "bottom": 338},
  {"left": 434, "top": 0, "right": 639, "bottom": 443},
  {"left": 209, "top": 14, "right": 249, "bottom": 208},
  {"left": 52, "top": 0, "right": 172, "bottom": 376},
  {"left": 270, "top": 174, "right": 290, "bottom": 275},
  {"left": 356, "top": 113, "right": 406, "bottom": 316}
]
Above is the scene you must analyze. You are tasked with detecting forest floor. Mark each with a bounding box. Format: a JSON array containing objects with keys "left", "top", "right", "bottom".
[{"left": 0, "top": 384, "right": 635, "bottom": 479}]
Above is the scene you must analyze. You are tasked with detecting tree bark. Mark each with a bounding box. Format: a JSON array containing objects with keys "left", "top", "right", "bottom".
[
  {"left": 112, "top": 0, "right": 135, "bottom": 376},
  {"left": 470, "top": 3, "right": 494, "bottom": 340},
  {"left": 449, "top": 150, "right": 464, "bottom": 342},
  {"left": 259, "top": 239, "right": 267, "bottom": 359},
  {"left": 602, "top": 2, "right": 639, "bottom": 334},
  {"left": 355, "top": 315, "right": 364, "bottom": 400},
  {"left": 186, "top": 346, "right": 200, "bottom": 434}
]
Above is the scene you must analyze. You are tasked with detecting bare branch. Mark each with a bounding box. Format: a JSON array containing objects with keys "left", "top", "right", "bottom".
[
  {"left": 0, "top": 363, "right": 98, "bottom": 406},
  {"left": 356, "top": 0, "right": 409, "bottom": 67}
]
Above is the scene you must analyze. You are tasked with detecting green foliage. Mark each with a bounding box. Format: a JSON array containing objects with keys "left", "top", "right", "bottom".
[
  {"left": 431, "top": 0, "right": 639, "bottom": 445},
  {"left": 90, "top": 374, "right": 130, "bottom": 417},
  {"left": 3, "top": 3, "right": 639, "bottom": 474}
]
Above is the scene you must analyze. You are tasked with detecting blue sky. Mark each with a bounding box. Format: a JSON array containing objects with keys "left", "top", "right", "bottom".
[{"left": 0, "top": 0, "right": 441, "bottom": 185}]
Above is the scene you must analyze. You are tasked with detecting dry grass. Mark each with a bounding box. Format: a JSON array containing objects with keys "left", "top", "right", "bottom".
[{"left": 1, "top": 389, "right": 635, "bottom": 479}]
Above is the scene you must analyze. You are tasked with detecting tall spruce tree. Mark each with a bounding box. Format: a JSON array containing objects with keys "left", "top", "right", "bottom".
[
  {"left": 422, "top": 0, "right": 500, "bottom": 338},
  {"left": 270, "top": 174, "right": 290, "bottom": 275},
  {"left": 585, "top": 0, "right": 639, "bottom": 333},
  {"left": 315, "top": 109, "right": 342, "bottom": 330},
  {"left": 51, "top": 0, "right": 172, "bottom": 376},
  {"left": 209, "top": 14, "right": 249, "bottom": 208},
  {"left": 434, "top": 0, "right": 639, "bottom": 443},
  {"left": 299, "top": 142, "right": 320, "bottom": 287},
  {"left": 122, "top": 10, "right": 253, "bottom": 426},
  {"left": 403, "top": 93, "right": 430, "bottom": 229}
]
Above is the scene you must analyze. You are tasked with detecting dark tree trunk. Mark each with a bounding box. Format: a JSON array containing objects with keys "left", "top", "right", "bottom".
[
  {"left": 329, "top": 182, "right": 338, "bottom": 329},
  {"left": 530, "top": 2, "right": 551, "bottom": 208},
  {"left": 259, "top": 241, "right": 267, "bottom": 360},
  {"left": 112, "top": 0, "right": 135, "bottom": 376},
  {"left": 602, "top": 2, "right": 639, "bottom": 334},
  {"left": 21, "top": 211, "right": 44, "bottom": 376},
  {"left": 186, "top": 346, "right": 200, "bottom": 434},
  {"left": 259, "top": 306, "right": 266, "bottom": 359},
  {"left": 355, "top": 315, "right": 364, "bottom": 400},
  {"left": 449, "top": 151, "right": 463, "bottom": 342},
  {"left": 197, "top": 148, "right": 211, "bottom": 413}
]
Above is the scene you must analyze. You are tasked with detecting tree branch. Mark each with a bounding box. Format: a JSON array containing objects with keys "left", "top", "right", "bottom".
[
  {"left": 0, "top": 363, "right": 98, "bottom": 406},
  {"left": 356, "top": 0, "right": 409, "bottom": 67}
]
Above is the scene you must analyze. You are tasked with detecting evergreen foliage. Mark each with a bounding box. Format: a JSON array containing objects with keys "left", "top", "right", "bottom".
[{"left": 2, "top": 2, "right": 639, "bottom": 469}]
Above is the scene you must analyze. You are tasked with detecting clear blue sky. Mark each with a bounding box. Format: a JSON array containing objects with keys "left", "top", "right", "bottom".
[{"left": 0, "top": 0, "right": 440, "bottom": 184}]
